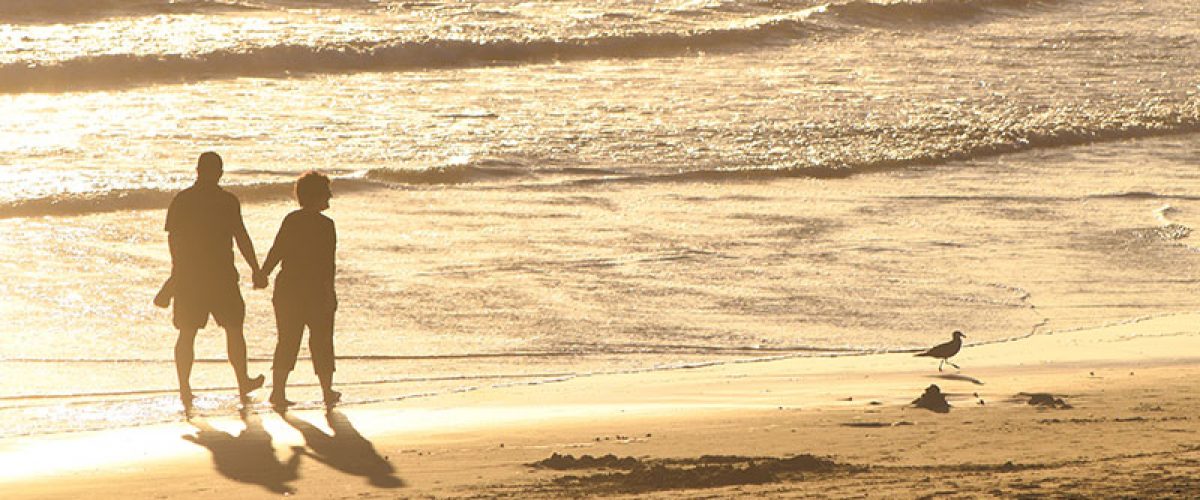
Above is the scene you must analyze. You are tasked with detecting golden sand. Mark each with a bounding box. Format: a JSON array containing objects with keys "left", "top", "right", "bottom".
[{"left": 5, "top": 313, "right": 1199, "bottom": 498}]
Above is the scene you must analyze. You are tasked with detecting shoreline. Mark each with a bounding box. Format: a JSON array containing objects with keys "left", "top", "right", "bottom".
[
  {"left": 0, "top": 307, "right": 1076, "bottom": 440},
  {"left": 5, "top": 311, "right": 1200, "bottom": 497}
]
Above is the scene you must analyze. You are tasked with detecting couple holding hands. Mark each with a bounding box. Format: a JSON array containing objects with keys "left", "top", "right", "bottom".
[{"left": 157, "top": 152, "right": 339, "bottom": 412}]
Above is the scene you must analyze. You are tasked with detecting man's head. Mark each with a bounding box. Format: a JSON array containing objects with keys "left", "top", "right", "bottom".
[
  {"left": 295, "top": 170, "right": 332, "bottom": 211},
  {"left": 196, "top": 152, "right": 223, "bottom": 184}
]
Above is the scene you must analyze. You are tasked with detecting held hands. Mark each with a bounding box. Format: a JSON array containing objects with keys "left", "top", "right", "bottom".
[{"left": 252, "top": 270, "right": 269, "bottom": 289}]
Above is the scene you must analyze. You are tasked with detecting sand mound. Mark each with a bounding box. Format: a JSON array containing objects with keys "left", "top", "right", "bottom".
[
  {"left": 912, "top": 384, "right": 951, "bottom": 413},
  {"left": 531, "top": 453, "right": 641, "bottom": 470},
  {"left": 534, "top": 453, "right": 841, "bottom": 494},
  {"left": 1022, "top": 392, "right": 1073, "bottom": 409}
]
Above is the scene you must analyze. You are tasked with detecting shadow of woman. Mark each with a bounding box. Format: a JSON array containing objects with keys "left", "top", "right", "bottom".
[
  {"left": 183, "top": 408, "right": 302, "bottom": 494},
  {"left": 282, "top": 410, "right": 405, "bottom": 488}
]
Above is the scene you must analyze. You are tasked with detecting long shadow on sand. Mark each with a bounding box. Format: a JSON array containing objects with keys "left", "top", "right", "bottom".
[
  {"left": 928, "top": 373, "right": 985, "bottom": 386},
  {"left": 183, "top": 409, "right": 302, "bottom": 494},
  {"left": 282, "top": 409, "right": 405, "bottom": 488}
]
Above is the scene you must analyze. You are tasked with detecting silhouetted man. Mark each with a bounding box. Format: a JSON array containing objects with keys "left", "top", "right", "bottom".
[{"left": 166, "top": 152, "right": 264, "bottom": 410}]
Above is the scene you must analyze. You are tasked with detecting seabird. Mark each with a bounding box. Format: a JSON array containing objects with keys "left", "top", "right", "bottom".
[{"left": 915, "top": 330, "right": 966, "bottom": 371}]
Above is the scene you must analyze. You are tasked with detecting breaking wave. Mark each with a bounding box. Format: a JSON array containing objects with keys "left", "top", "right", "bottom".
[
  {"left": 578, "top": 103, "right": 1200, "bottom": 185},
  {"left": 4, "top": 100, "right": 1200, "bottom": 218},
  {"left": 365, "top": 160, "right": 531, "bottom": 185},
  {"left": 0, "top": 0, "right": 385, "bottom": 24},
  {"left": 824, "top": 0, "right": 1060, "bottom": 25},
  {"left": 0, "top": 178, "right": 379, "bottom": 219},
  {"left": 0, "top": 18, "right": 823, "bottom": 93},
  {"left": 0, "top": 0, "right": 1068, "bottom": 93},
  {"left": 0, "top": 0, "right": 262, "bottom": 24},
  {"left": 0, "top": 159, "right": 545, "bottom": 218}
]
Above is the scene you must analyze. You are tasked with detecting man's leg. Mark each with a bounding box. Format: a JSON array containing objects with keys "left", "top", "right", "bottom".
[
  {"left": 223, "top": 321, "right": 263, "bottom": 395},
  {"left": 175, "top": 328, "right": 198, "bottom": 409},
  {"left": 214, "top": 284, "right": 262, "bottom": 397}
]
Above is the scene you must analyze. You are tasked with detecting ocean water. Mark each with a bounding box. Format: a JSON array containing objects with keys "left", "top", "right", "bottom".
[{"left": 1, "top": 0, "right": 1199, "bottom": 437}]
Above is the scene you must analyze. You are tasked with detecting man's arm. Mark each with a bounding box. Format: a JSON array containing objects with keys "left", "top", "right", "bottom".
[
  {"left": 236, "top": 219, "right": 271, "bottom": 290},
  {"left": 168, "top": 229, "right": 181, "bottom": 266},
  {"left": 165, "top": 197, "right": 180, "bottom": 267},
  {"left": 158, "top": 200, "right": 180, "bottom": 307},
  {"left": 231, "top": 200, "right": 261, "bottom": 278},
  {"left": 234, "top": 220, "right": 260, "bottom": 274}
]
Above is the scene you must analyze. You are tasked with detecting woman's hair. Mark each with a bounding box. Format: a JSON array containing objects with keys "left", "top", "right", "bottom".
[{"left": 295, "top": 170, "right": 331, "bottom": 208}]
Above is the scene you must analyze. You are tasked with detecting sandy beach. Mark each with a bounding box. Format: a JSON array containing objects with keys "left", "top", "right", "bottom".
[
  {"left": 5, "top": 312, "right": 1199, "bottom": 498},
  {"left": 3, "top": 2, "right": 1200, "bottom": 496}
]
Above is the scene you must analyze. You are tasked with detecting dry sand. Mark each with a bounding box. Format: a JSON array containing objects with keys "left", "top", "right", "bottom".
[{"left": 4, "top": 313, "right": 1200, "bottom": 498}]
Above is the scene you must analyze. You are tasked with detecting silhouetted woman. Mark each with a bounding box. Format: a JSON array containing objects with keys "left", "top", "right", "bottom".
[{"left": 256, "top": 171, "right": 339, "bottom": 408}]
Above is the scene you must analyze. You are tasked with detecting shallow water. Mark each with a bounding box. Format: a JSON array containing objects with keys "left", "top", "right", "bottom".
[{"left": 1, "top": 0, "right": 1199, "bottom": 436}]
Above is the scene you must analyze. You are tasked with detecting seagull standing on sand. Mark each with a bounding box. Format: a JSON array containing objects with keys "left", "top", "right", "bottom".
[{"left": 915, "top": 331, "right": 966, "bottom": 371}]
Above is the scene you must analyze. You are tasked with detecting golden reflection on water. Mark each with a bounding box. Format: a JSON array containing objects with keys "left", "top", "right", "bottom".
[{"left": 1, "top": 0, "right": 1200, "bottom": 440}]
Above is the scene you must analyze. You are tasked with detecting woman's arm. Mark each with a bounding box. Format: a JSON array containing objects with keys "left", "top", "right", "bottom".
[
  {"left": 256, "top": 216, "right": 290, "bottom": 287},
  {"left": 326, "top": 219, "right": 337, "bottom": 308},
  {"left": 322, "top": 218, "right": 337, "bottom": 292}
]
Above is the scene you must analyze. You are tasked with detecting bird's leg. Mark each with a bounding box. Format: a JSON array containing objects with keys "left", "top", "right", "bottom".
[
  {"left": 938, "top": 359, "right": 944, "bottom": 372},
  {"left": 948, "top": 360, "right": 960, "bottom": 370}
]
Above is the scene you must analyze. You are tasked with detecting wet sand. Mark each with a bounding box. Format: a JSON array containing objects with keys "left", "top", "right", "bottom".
[{"left": 4, "top": 312, "right": 1200, "bottom": 498}]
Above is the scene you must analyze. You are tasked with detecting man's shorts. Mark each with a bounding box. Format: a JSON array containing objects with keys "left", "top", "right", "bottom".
[{"left": 173, "top": 277, "right": 245, "bottom": 331}]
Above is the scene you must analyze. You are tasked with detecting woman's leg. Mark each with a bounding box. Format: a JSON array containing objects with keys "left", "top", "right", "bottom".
[
  {"left": 309, "top": 308, "right": 337, "bottom": 404},
  {"left": 271, "top": 299, "right": 305, "bottom": 406}
]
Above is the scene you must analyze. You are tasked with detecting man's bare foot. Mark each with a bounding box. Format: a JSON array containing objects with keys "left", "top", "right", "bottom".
[
  {"left": 240, "top": 374, "right": 265, "bottom": 396},
  {"left": 180, "top": 391, "right": 194, "bottom": 415}
]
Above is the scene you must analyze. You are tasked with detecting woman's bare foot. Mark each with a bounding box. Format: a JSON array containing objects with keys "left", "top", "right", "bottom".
[
  {"left": 323, "top": 389, "right": 341, "bottom": 407},
  {"left": 269, "top": 392, "right": 295, "bottom": 411}
]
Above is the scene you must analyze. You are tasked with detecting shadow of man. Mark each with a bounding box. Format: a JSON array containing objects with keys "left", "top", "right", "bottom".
[
  {"left": 183, "top": 408, "right": 302, "bottom": 494},
  {"left": 283, "top": 410, "right": 405, "bottom": 488}
]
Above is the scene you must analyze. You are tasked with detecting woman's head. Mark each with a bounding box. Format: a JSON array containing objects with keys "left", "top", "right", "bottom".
[{"left": 295, "top": 170, "right": 332, "bottom": 210}]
